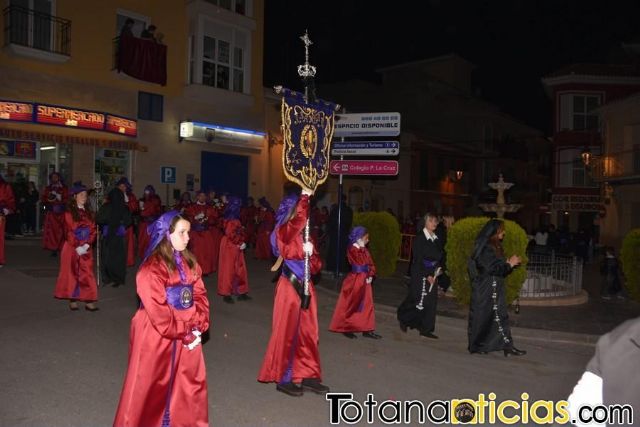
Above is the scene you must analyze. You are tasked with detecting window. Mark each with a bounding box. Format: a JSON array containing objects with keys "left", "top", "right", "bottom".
[
  {"left": 200, "top": 25, "right": 248, "bottom": 93},
  {"left": 116, "top": 12, "right": 147, "bottom": 38},
  {"left": 138, "top": 92, "right": 163, "bottom": 122},
  {"left": 204, "top": 0, "right": 249, "bottom": 16},
  {"left": 559, "top": 93, "right": 601, "bottom": 131},
  {"left": 7, "top": 0, "right": 72, "bottom": 55}
]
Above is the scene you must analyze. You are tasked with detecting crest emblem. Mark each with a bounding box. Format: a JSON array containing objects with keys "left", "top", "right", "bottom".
[{"left": 180, "top": 287, "right": 193, "bottom": 308}]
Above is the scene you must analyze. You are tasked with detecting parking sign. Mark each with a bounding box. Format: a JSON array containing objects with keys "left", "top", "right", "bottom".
[{"left": 161, "top": 166, "right": 176, "bottom": 184}]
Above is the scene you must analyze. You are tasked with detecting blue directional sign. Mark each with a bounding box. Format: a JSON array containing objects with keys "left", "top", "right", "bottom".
[
  {"left": 331, "top": 141, "right": 399, "bottom": 156},
  {"left": 161, "top": 166, "right": 176, "bottom": 184}
]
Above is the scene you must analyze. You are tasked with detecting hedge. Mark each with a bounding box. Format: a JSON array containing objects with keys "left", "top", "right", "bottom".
[
  {"left": 352, "top": 211, "right": 401, "bottom": 277},
  {"left": 620, "top": 229, "right": 640, "bottom": 302},
  {"left": 445, "top": 217, "right": 529, "bottom": 306}
]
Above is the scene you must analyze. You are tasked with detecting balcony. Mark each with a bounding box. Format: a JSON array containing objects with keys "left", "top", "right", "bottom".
[
  {"left": 590, "top": 150, "right": 640, "bottom": 183},
  {"left": 2, "top": 5, "right": 70, "bottom": 62},
  {"left": 112, "top": 34, "right": 167, "bottom": 86}
]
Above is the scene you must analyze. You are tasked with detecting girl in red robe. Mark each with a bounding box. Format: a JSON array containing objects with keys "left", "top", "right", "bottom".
[
  {"left": 0, "top": 173, "right": 16, "bottom": 266},
  {"left": 329, "top": 226, "right": 382, "bottom": 339},
  {"left": 257, "top": 189, "right": 329, "bottom": 397},
  {"left": 217, "top": 196, "right": 250, "bottom": 303},
  {"left": 137, "top": 185, "right": 163, "bottom": 259},
  {"left": 113, "top": 211, "right": 210, "bottom": 427},
  {"left": 42, "top": 172, "right": 68, "bottom": 256},
  {"left": 53, "top": 182, "right": 98, "bottom": 311},
  {"left": 254, "top": 197, "right": 275, "bottom": 260},
  {"left": 185, "top": 191, "right": 217, "bottom": 275}
]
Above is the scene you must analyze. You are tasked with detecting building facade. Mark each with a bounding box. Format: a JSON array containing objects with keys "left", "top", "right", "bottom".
[{"left": 0, "top": 0, "right": 267, "bottom": 206}]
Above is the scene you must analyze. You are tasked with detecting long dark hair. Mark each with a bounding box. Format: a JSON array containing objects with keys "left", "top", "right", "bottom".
[
  {"left": 67, "top": 191, "right": 94, "bottom": 222},
  {"left": 148, "top": 215, "right": 197, "bottom": 273},
  {"left": 488, "top": 221, "right": 505, "bottom": 258}
]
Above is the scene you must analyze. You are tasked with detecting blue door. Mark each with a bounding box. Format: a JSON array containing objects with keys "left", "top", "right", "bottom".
[{"left": 200, "top": 151, "right": 248, "bottom": 200}]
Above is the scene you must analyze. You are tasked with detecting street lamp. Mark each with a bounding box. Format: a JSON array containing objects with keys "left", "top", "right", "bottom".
[{"left": 581, "top": 147, "right": 592, "bottom": 166}]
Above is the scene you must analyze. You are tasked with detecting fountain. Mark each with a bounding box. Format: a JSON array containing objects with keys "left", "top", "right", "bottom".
[{"left": 478, "top": 174, "right": 522, "bottom": 218}]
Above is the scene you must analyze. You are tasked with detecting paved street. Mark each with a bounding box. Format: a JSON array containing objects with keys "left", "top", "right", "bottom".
[{"left": 0, "top": 238, "right": 629, "bottom": 426}]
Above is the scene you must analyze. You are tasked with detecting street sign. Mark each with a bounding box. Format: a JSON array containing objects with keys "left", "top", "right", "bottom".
[
  {"left": 330, "top": 160, "right": 399, "bottom": 176},
  {"left": 161, "top": 166, "right": 176, "bottom": 184},
  {"left": 334, "top": 112, "right": 401, "bottom": 137},
  {"left": 331, "top": 141, "right": 399, "bottom": 156}
]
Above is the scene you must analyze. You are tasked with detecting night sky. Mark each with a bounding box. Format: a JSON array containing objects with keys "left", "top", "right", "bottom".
[{"left": 264, "top": 0, "right": 640, "bottom": 133}]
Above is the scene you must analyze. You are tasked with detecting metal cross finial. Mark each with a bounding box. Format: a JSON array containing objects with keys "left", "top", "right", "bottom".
[{"left": 297, "top": 30, "right": 316, "bottom": 79}]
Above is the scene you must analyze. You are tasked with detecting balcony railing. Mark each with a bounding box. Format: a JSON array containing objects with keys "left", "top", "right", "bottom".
[
  {"left": 3, "top": 5, "right": 71, "bottom": 56},
  {"left": 590, "top": 150, "right": 640, "bottom": 182}
]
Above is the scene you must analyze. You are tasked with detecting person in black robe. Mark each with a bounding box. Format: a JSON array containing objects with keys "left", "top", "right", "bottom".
[
  {"left": 96, "top": 188, "right": 132, "bottom": 287},
  {"left": 467, "top": 219, "right": 525, "bottom": 356},
  {"left": 325, "top": 194, "right": 352, "bottom": 275},
  {"left": 397, "top": 213, "right": 443, "bottom": 339}
]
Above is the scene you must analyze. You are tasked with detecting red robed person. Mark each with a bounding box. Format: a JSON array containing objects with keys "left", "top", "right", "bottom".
[
  {"left": 329, "top": 226, "right": 382, "bottom": 339},
  {"left": 257, "top": 188, "right": 330, "bottom": 397},
  {"left": 116, "top": 177, "right": 138, "bottom": 266},
  {"left": 0, "top": 173, "right": 16, "bottom": 266},
  {"left": 113, "top": 211, "right": 210, "bottom": 427},
  {"left": 137, "top": 185, "right": 162, "bottom": 259},
  {"left": 217, "top": 196, "right": 251, "bottom": 303},
  {"left": 254, "top": 196, "right": 275, "bottom": 260},
  {"left": 240, "top": 196, "right": 259, "bottom": 248},
  {"left": 185, "top": 190, "right": 217, "bottom": 275},
  {"left": 53, "top": 181, "right": 99, "bottom": 311},
  {"left": 41, "top": 172, "right": 69, "bottom": 255}
]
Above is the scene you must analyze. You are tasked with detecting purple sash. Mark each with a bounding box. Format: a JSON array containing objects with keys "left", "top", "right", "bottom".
[
  {"left": 283, "top": 259, "right": 305, "bottom": 283},
  {"left": 351, "top": 264, "right": 369, "bottom": 273},
  {"left": 423, "top": 259, "right": 438, "bottom": 269},
  {"left": 165, "top": 284, "right": 194, "bottom": 310},
  {"left": 52, "top": 204, "right": 65, "bottom": 214},
  {"left": 74, "top": 226, "right": 90, "bottom": 241},
  {"left": 102, "top": 224, "right": 126, "bottom": 237}
]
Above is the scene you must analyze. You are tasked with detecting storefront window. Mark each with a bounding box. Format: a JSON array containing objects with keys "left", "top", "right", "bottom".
[
  {"left": 94, "top": 148, "right": 130, "bottom": 190},
  {"left": 38, "top": 142, "right": 72, "bottom": 187}
]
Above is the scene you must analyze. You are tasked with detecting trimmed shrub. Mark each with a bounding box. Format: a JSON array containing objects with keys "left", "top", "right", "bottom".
[
  {"left": 445, "top": 217, "right": 529, "bottom": 306},
  {"left": 620, "top": 229, "right": 640, "bottom": 302},
  {"left": 352, "top": 211, "right": 401, "bottom": 277}
]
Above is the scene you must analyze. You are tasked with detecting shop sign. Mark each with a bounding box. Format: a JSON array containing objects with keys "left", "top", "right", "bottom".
[
  {"left": 106, "top": 114, "right": 137, "bottom": 137},
  {"left": 36, "top": 104, "right": 105, "bottom": 130},
  {"left": 551, "top": 194, "right": 604, "bottom": 212},
  {"left": 0, "top": 140, "right": 37, "bottom": 159},
  {"left": 0, "top": 100, "right": 34, "bottom": 122}
]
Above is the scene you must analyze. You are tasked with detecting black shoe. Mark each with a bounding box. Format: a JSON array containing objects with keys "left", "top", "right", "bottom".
[
  {"left": 399, "top": 322, "right": 408, "bottom": 333},
  {"left": 504, "top": 347, "right": 526, "bottom": 357},
  {"left": 362, "top": 331, "right": 382, "bottom": 339},
  {"left": 276, "top": 382, "right": 303, "bottom": 397},
  {"left": 301, "top": 378, "right": 330, "bottom": 394},
  {"left": 223, "top": 296, "right": 235, "bottom": 304},
  {"left": 342, "top": 332, "right": 358, "bottom": 339},
  {"left": 420, "top": 332, "right": 438, "bottom": 339},
  {"left": 238, "top": 293, "right": 252, "bottom": 301}
]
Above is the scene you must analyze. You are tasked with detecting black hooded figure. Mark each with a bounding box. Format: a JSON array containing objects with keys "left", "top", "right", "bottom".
[
  {"left": 467, "top": 219, "right": 525, "bottom": 356},
  {"left": 96, "top": 188, "right": 132, "bottom": 287}
]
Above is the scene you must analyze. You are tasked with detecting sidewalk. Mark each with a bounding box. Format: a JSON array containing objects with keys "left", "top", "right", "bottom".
[{"left": 318, "top": 259, "right": 640, "bottom": 337}]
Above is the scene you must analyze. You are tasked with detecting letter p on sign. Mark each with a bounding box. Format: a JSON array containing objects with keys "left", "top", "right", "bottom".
[{"left": 161, "top": 166, "right": 176, "bottom": 184}]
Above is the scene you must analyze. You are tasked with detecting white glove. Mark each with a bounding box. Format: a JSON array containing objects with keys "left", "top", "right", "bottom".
[
  {"left": 124, "top": 194, "right": 129, "bottom": 203},
  {"left": 239, "top": 242, "right": 247, "bottom": 250},
  {"left": 139, "top": 201, "right": 145, "bottom": 209},
  {"left": 75, "top": 246, "right": 87, "bottom": 256},
  {"left": 2, "top": 208, "right": 9, "bottom": 216},
  {"left": 187, "top": 330, "right": 202, "bottom": 351},
  {"left": 195, "top": 212, "right": 205, "bottom": 220},
  {"left": 366, "top": 277, "right": 373, "bottom": 284},
  {"left": 303, "top": 241, "right": 314, "bottom": 255},
  {"left": 55, "top": 193, "right": 62, "bottom": 201},
  {"left": 81, "top": 243, "right": 90, "bottom": 252}
]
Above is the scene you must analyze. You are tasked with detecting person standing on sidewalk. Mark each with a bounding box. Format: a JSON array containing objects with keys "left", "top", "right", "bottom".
[
  {"left": 397, "top": 213, "right": 443, "bottom": 339},
  {"left": 258, "top": 188, "right": 329, "bottom": 397},
  {"left": 217, "top": 196, "right": 251, "bottom": 303},
  {"left": 96, "top": 188, "right": 132, "bottom": 287},
  {"left": 329, "top": 226, "right": 381, "bottom": 340},
  {"left": 0, "top": 173, "right": 16, "bottom": 267},
  {"left": 113, "top": 211, "right": 210, "bottom": 427},
  {"left": 53, "top": 182, "right": 99, "bottom": 311},
  {"left": 467, "top": 219, "right": 525, "bottom": 357},
  {"left": 41, "top": 172, "right": 68, "bottom": 257}
]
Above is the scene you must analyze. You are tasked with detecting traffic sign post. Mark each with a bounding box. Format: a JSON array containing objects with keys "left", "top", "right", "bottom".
[
  {"left": 161, "top": 166, "right": 176, "bottom": 207},
  {"left": 331, "top": 141, "right": 399, "bottom": 156},
  {"left": 330, "top": 160, "right": 399, "bottom": 176}
]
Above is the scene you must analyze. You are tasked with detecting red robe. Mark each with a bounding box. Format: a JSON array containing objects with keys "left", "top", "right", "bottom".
[
  {"left": 329, "top": 244, "right": 377, "bottom": 333},
  {"left": 53, "top": 209, "right": 98, "bottom": 302},
  {"left": 254, "top": 209, "right": 275, "bottom": 260},
  {"left": 185, "top": 203, "right": 217, "bottom": 275},
  {"left": 125, "top": 192, "right": 138, "bottom": 266},
  {"left": 240, "top": 205, "right": 259, "bottom": 246},
  {"left": 0, "top": 181, "right": 16, "bottom": 265},
  {"left": 217, "top": 218, "right": 248, "bottom": 296},
  {"left": 42, "top": 183, "right": 68, "bottom": 251},
  {"left": 113, "top": 258, "right": 209, "bottom": 427},
  {"left": 137, "top": 194, "right": 162, "bottom": 259},
  {"left": 258, "top": 195, "right": 323, "bottom": 384}
]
